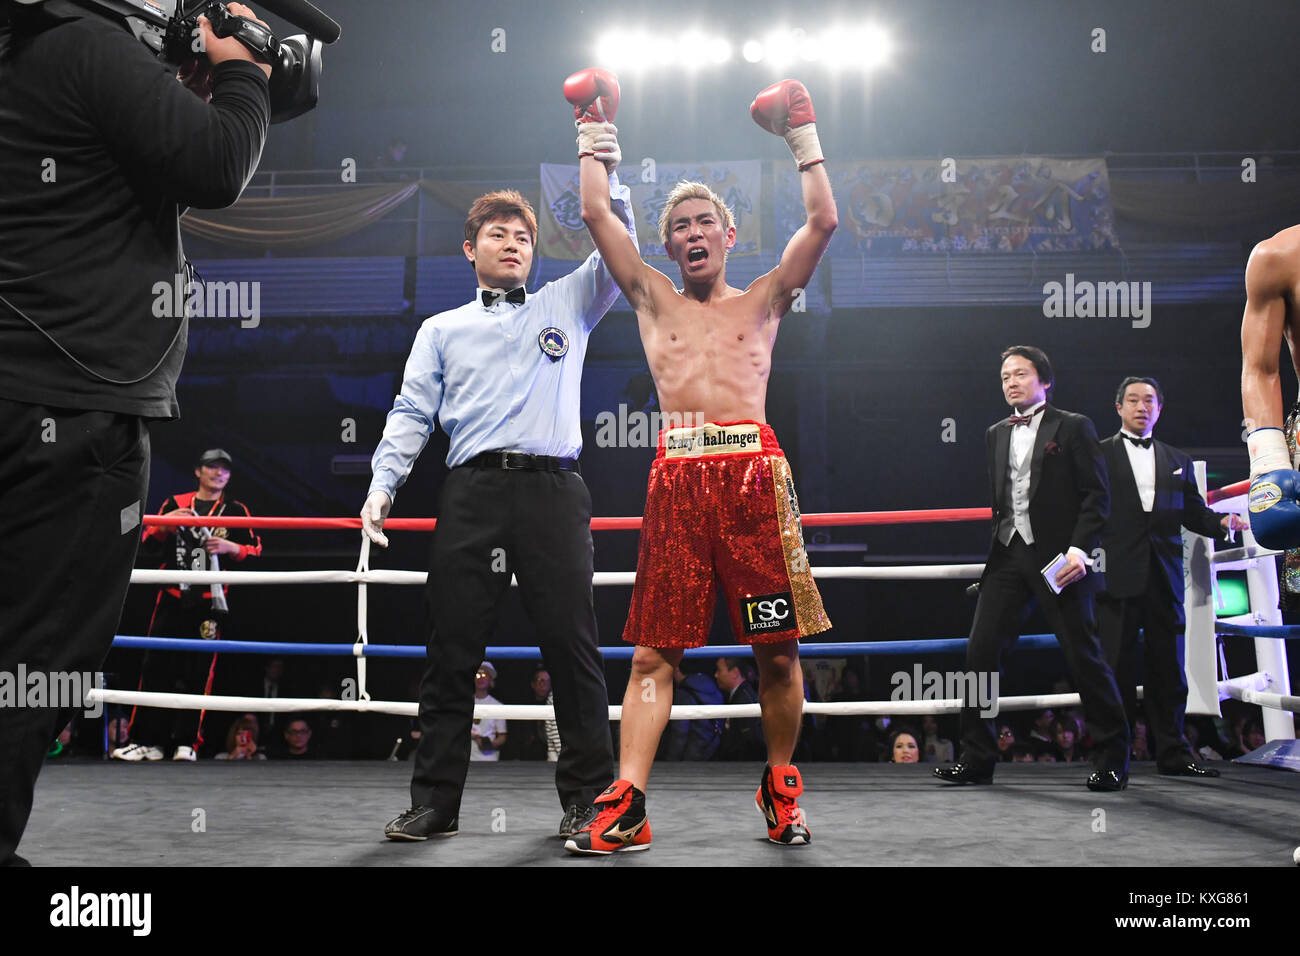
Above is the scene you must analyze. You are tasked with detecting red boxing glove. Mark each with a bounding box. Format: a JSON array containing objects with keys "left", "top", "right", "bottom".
[
  {"left": 750, "top": 79, "right": 824, "bottom": 170},
  {"left": 750, "top": 78, "right": 816, "bottom": 134},
  {"left": 564, "top": 67, "right": 621, "bottom": 125}
]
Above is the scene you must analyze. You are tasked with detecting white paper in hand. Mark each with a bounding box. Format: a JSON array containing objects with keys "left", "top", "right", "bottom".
[{"left": 1040, "top": 552, "right": 1068, "bottom": 595}]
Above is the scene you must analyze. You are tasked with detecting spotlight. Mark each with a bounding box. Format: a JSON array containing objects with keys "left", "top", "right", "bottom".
[
  {"left": 742, "top": 39, "right": 764, "bottom": 63},
  {"left": 858, "top": 24, "right": 893, "bottom": 69}
]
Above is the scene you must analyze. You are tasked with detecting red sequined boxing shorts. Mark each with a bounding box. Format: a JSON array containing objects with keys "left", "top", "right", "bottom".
[{"left": 622, "top": 421, "right": 831, "bottom": 649}]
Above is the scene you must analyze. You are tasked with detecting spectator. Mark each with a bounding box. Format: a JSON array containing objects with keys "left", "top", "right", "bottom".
[
  {"left": 996, "top": 722, "right": 1017, "bottom": 762},
  {"left": 659, "top": 662, "right": 723, "bottom": 761},
  {"left": 274, "top": 717, "right": 316, "bottom": 760},
  {"left": 313, "top": 681, "right": 358, "bottom": 760},
  {"left": 889, "top": 727, "right": 922, "bottom": 764},
  {"left": 255, "top": 657, "right": 290, "bottom": 738},
  {"left": 1028, "top": 708, "right": 1055, "bottom": 746},
  {"left": 921, "top": 714, "right": 954, "bottom": 763},
  {"left": 1185, "top": 721, "right": 1224, "bottom": 762},
  {"left": 1242, "top": 720, "right": 1267, "bottom": 754},
  {"left": 1053, "top": 719, "right": 1080, "bottom": 762},
  {"left": 714, "top": 657, "right": 764, "bottom": 761},
  {"left": 825, "top": 668, "right": 878, "bottom": 761},
  {"left": 504, "top": 667, "right": 561, "bottom": 762},
  {"left": 470, "top": 661, "right": 506, "bottom": 762},
  {"left": 1010, "top": 743, "right": 1036, "bottom": 763},
  {"left": 117, "top": 448, "right": 261, "bottom": 763},
  {"left": 215, "top": 714, "right": 266, "bottom": 761}
]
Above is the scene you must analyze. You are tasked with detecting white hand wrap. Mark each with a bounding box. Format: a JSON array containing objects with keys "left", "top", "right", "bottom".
[
  {"left": 1247, "top": 427, "right": 1293, "bottom": 478},
  {"left": 576, "top": 121, "right": 621, "bottom": 170},
  {"left": 784, "top": 122, "right": 824, "bottom": 170}
]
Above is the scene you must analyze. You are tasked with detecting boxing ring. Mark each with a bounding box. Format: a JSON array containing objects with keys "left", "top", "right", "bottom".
[{"left": 25, "top": 467, "right": 1300, "bottom": 866}]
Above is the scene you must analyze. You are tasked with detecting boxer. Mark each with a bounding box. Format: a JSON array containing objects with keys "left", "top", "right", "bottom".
[
  {"left": 1243, "top": 225, "right": 1300, "bottom": 566},
  {"left": 562, "top": 69, "right": 837, "bottom": 853}
]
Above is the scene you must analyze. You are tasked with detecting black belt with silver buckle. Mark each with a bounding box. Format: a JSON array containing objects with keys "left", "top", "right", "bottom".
[{"left": 462, "top": 451, "right": 580, "bottom": 473}]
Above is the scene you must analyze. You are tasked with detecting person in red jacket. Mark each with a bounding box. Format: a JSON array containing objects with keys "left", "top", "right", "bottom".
[{"left": 115, "top": 449, "right": 262, "bottom": 762}]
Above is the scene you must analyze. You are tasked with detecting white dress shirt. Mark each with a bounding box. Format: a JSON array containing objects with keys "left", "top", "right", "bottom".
[
  {"left": 998, "top": 400, "right": 1046, "bottom": 546},
  {"left": 1119, "top": 429, "right": 1156, "bottom": 512}
]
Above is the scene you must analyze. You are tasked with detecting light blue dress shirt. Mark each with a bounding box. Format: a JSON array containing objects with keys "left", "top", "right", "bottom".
[{"left": 369, "top": 175, "right": 635, "bottom": 503}]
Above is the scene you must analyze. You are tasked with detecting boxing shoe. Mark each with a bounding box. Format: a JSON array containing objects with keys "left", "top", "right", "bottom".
[
  {"left": 564, "top": 780, "right": 651, "bottom": 855},
  {"left": 757, "top": 765, "right": 811, "bottom": 846}
]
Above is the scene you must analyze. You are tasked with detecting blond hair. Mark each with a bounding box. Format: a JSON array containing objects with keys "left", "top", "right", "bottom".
[{"left": 657, "top": 181, "right": 736, "bottom": 252}]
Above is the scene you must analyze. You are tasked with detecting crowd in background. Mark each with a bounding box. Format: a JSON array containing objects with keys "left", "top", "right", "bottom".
[{"left": 49, "top": 655, "right": 1284, "bottom": 765}]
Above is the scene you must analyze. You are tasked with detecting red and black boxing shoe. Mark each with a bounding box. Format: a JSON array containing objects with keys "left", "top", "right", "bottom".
[
  {"left": 564, "top": 779, "right": 652, "bottom": 855},
  {"left": 756, "top": 764, "right": 811, "bottom": 846}
]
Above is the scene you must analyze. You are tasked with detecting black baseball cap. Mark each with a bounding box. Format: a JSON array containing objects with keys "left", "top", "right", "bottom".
[{"left": 197, "top": 448, "right": 233, "bottom": 468}]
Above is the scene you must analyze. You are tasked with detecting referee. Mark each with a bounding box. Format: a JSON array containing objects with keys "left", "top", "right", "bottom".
[{"left": 363, "top": 173, "right": 635, "bottom": 841}]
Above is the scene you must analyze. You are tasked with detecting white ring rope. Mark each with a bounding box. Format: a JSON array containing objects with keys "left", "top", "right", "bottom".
[
  {"left": 130, "top": 564, "right": 986, "bottom": 587},
  {"left": 89, "top": 688, "right": 1091, "bottom": 719}
]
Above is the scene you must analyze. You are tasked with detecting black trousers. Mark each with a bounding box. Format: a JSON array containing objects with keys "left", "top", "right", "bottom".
[
  {"left": 0, "top": 399, "right": 150, "bottom": 865},
  {"left": 1097, "top": 558, "right": 1195, "bottom": 768},
  {"left": 410, "top": 465, "right": 613, "bottom": 814},
  {"left": 961, "top": 536, "right": 1130, "bottom": 771},
  {"left": 131, "top": 596, "right": 225, "bottom": 751}
]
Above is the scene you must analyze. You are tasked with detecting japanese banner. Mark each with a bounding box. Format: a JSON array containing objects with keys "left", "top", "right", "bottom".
[
  {"left": 775, "top": 157, "right": 1118, "bottom": 254},
  {"left": 539, "top": 161, "right": 762, "bottom": 261}
]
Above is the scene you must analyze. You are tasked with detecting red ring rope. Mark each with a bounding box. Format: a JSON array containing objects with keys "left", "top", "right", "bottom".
[{"left": 139, "top": 478, "right": 1247, "bottom": 532}]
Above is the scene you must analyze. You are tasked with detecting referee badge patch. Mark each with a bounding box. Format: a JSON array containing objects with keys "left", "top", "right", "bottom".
[{"left": 538, "top": 327, "right": 568, "bottom": 360}]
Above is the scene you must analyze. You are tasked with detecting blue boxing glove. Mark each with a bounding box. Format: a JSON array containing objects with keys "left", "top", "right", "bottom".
[{"left": 1247, "top": 427, "right": 1300, "bottom": 549}]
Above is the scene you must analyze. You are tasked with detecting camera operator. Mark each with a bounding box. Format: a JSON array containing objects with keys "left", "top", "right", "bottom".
[{"left": 0, "top": 0, "right": 273, "bottom": 866}]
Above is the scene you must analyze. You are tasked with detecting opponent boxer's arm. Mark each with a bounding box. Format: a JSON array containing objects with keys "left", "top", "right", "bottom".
[
  {"left": 1241, "top": 242, "right": 1289, "bottom": 434},
  {"left": 765, "top": 162, "right": 837, "bottom": 319}
]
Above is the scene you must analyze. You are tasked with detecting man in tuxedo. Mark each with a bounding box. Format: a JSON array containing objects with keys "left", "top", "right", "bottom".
[
  {"left": 1097, "top": 377, "right": 1246, "bottom": 778},
  {"left": 935, "top": 346, "right": 1132, "bottom": 791}
]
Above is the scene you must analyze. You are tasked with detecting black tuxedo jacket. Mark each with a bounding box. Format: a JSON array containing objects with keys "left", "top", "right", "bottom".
[
  {"left": 1097, "top": 435, "right": 1228, "bottom": 601},
  {"left": 985, "top": 404, "right": 1109, "bottom": 570}
]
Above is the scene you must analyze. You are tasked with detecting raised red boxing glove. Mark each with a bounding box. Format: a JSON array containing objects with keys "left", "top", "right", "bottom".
[
  {"left": 750, "top": 78, "right": 823, "bottom": 170},
  {"left": 750, "top": 78, "right": 816, "bottom": 134},
  {"left": 564, "top": 67, "right": 621, "bottom": 124}
]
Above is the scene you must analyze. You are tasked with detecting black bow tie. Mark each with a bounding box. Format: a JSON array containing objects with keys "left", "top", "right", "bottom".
[
  {"left": 482, "top": 287, "right": 526, "bottom": 308},
  {"left": 1123, "top": 434, "right": 1152, "bottom": 449},
  {"left": 1008, "top": 406, "right": 1044, "bottom": 427}
]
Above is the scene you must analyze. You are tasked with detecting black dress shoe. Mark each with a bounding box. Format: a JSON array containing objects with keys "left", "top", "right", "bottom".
[
  {"left": 558, "top": 803, "right": 597, "bottom": 838},
  {"left": 1086, "top": 770, "right": 1129, "bottom": 792},
  {"left": 1158, "top": 762, "right": 1221, "bottom": 778},
  {"left": 933, "top": 762, "right": 995, "bottom": 785},
  {"left": 384, "top": 806, "right": 459, "bottom": 841}
]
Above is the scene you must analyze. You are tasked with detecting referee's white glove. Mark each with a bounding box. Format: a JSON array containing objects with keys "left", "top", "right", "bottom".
[{"left": 361, "top": 491, "right": 392, "bottom": 548}]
